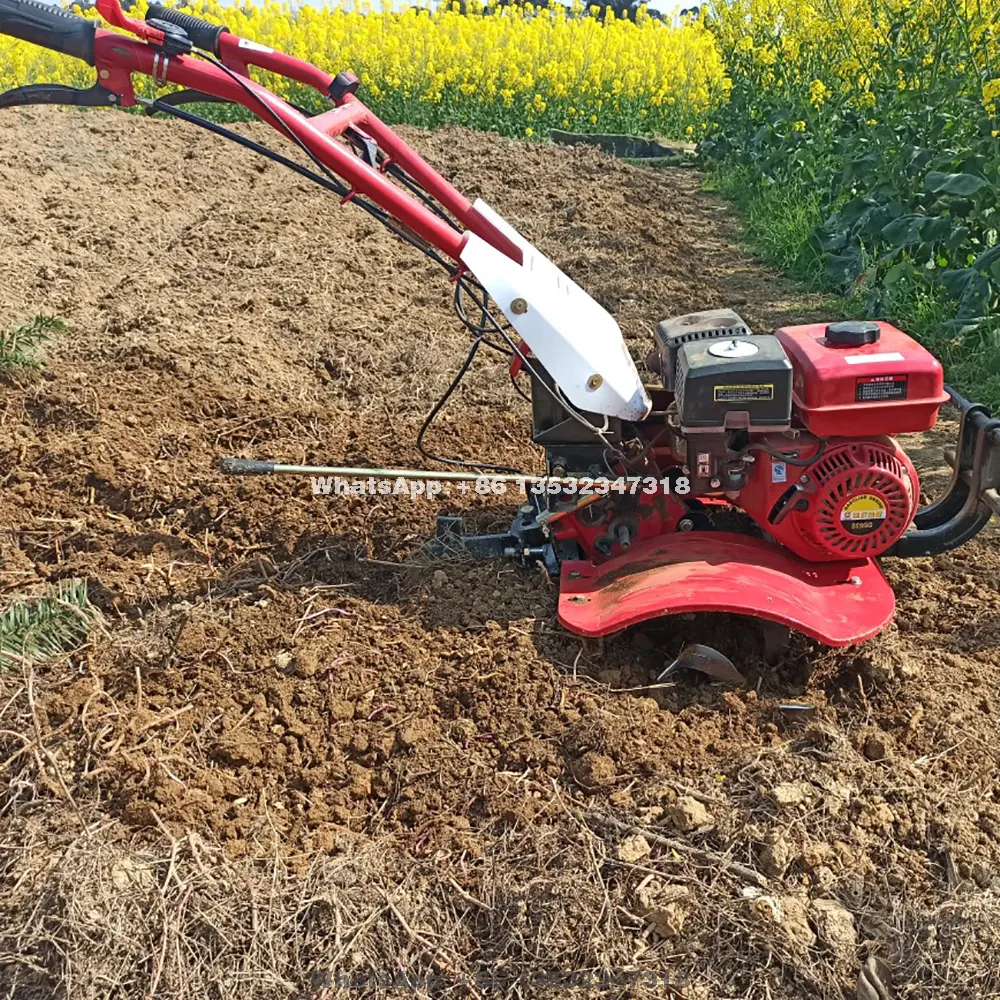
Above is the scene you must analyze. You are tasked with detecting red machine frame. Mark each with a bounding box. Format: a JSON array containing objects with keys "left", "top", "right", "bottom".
[{"left": 82, "top": 0, "right": 522, "bottom": 266}]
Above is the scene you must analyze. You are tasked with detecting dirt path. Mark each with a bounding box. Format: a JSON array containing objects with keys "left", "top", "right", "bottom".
[{"left": 1, "top": 107, "right": 998, "bottom": 1000}]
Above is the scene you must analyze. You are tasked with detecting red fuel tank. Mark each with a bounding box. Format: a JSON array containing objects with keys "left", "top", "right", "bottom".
[{"left": 775, "top": 321, "right": 950, "bottom": 437}]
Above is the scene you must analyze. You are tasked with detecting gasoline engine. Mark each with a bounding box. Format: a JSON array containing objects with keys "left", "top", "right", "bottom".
[
  {"left": 516, "top": 310, "right": 944, "bottom": 565},
  {"left": 629, "top": 312, "right": 926, "bottom": 563}
]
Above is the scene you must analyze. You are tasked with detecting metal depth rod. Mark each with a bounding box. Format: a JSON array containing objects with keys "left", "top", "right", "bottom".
[{"left": 220, "top": 457, "right": 603, "bottom": 485}]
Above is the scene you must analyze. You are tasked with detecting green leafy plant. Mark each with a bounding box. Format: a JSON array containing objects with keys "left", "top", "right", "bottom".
[
  {"left": 0, "top": 315, "right": 65, "bottom": 377},
  {"left": 0, "top": 580, "right": 97, "bottom": 669},
  {"left": 703, "top": 0, "right": 1000, "bottom": 408}
]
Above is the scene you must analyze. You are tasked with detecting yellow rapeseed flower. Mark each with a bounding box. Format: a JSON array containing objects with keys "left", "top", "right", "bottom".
[
  {"left": 809, "top": 79, "right": 829, "bottom": 106},
  {"left": 0, "top": 1, "right": 729, "bottom": 136}
]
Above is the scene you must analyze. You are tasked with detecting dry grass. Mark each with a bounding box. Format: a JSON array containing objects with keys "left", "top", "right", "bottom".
[
  {"left": 3, "top": 810, "right": 999, "bottom": 1000},
  {"left": 1, "top": 816, "right": 710, "bottom": 1000},
  {"left": 4, "top": 646, "right": 1000, "bottom": 1000}
]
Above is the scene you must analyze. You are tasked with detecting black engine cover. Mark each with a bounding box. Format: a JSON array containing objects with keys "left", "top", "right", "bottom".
[
  {"left": 676, "top": 334, "right": 793, "bottom": 431},
  {"left": 654, "top": 308, "right": 752, "bottom": 390}
]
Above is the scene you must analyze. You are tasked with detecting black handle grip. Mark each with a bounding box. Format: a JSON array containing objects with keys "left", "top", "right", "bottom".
[
  {"left": 0, "top": 0, "right": 95, "bottom": 65},
  {"left": 146, "top": 3, "right": 226, "bottom": 55}
]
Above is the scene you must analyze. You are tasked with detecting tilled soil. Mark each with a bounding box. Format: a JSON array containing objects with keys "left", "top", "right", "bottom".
[{"left": 1, "top": 107, "right": 999, "bottom": 1000}]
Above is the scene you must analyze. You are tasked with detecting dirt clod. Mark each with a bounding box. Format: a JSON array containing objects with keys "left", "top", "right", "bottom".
[
  {"left": 810, "top": 897, "right": 857, "bottom": 960},
  {"left": 779, "top": 896, "right": 818, "bottom": 953},
  {"left": 397, "top": 719, "right": 436, "bottom": 749},
  {"left": 292, "top": 647, "right": 322, "bottom": 678},
  {"left": 862, "top": 731, "right": 891, "bottom": 762},
  {"left": 110, "top": 855, "right": 155, "bottom": 893},
  {"left": 763, "top": 895, "right": 817, "bottom": 953},
  {"left": 665, "top": 795, "right": 713, "bottom": 831},
  {"left": 616, "top": 833, "right": 652, "bottom": 863},
  {"left": 771, "top": 782, "right": 813, "bottom": 810},
  {"left": 760, "top": 831, "right": 793, "bottom": 877},
  {"left": 746, "top": 892, "right": 816, "bottom": 953},
  {"left": 212, "top": 735, "right": 263, "bottom": 768},
  {"left": 636, "top": 882, "right": 690, "bottom": 939},
  {"left": 573, "top": 751, "right": 618, "bottom": 788}
]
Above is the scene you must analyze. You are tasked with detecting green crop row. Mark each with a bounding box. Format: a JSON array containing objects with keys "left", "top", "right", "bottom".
[{"left": 704, "top": 0, "right": 1000, "bottom": 407}]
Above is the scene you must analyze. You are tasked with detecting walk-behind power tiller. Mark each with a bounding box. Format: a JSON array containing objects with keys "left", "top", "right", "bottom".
[{"left": 2, "top": 0, "right": 999, "bottom": 652}]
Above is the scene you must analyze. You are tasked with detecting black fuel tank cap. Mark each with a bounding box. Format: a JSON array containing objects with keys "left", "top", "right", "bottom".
[{"left": 825, "top": 320, "right": 881, "bottom": 346}]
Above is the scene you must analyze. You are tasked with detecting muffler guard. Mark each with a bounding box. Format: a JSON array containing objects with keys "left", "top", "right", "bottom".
[{"left": 558, "top": 532, "right": 895, "bottom": 647}]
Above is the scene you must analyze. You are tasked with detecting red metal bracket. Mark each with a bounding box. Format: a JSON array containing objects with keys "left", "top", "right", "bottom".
[{"left": 95, "top": 0, "right": 167, "bottom": 48}]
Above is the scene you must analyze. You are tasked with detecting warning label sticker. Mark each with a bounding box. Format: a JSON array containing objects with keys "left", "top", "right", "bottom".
[
  {"left": 855, "top": 374, "right": 908, "bottom": 402},
  {"left": 840, "top": 493, "right": 887, "bottom": 535},
  {"left": 714, "top": 383, "right": 774, "bottom": 403}
]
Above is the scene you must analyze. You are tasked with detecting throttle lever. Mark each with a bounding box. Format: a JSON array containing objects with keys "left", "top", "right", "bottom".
[{"left": 0, "top": 82, "right": 122, "bottom": 109}]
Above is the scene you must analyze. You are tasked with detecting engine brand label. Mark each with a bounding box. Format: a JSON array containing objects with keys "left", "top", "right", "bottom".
[
  {"left": 713, "top": 383, "right": 774, "bottom": 403},
  {"left": 856, "top": 374, "right": 908, "bottom": 402},
  {"left": 840, "top": 493, "right": 887, "bottom": 535}
]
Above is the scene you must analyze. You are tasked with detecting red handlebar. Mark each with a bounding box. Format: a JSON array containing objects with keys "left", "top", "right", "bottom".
[{"left": 0, "top": 0, "right": 524, "bottom": 267}]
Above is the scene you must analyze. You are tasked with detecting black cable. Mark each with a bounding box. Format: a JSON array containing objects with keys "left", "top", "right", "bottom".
[
  {"left": 148, "top": 99, "right": 452, "bottom": 269},
  {"left": 198, "top": 51, "right": 342, "bottom": 183},
  {"left": 454, "top": 274, "right": 505, "bottom": 337},
  {"left": 189, "top": 51, "right": 455, "bottom": 271},
  {"left": 739, "top": 440, "right": 827, "bottom": 466},
  {"left": 189, "top": 57, "right": 512, "bottom": 345},
  {"left": 385, "top": 161, "right": 462, "bottom": 231},
  {"left": 149, "top": 99, "right": 349, "bottom": 194},
  {"left": 452, "top": 279, "right": 532, "bottom": 401},
  {"left": 510, "top": 370, "right": 531, "bottom": 403},
  {"left": 452, "top": 272, "right": 625, "bottom": 460},
  {"left": 453, "top": 279, "right": 507, "bottom": 353},
  {"left": 416, "top": 337, "right": 528, "bottom": 475},
  {"left": 451, "top": 279, "right": 531, "bottom": 402}
]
